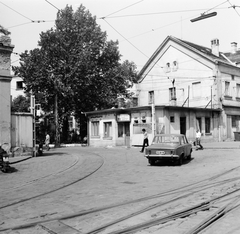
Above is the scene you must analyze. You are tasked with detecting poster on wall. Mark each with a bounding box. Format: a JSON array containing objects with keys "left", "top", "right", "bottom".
[{"left": 117, "top": 114, "right": 130, "bottom": 122}]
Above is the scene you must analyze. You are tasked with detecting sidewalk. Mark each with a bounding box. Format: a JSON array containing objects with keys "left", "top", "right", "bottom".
[{"left": 202, "top": 141, "right": 240, "bottom": 149}]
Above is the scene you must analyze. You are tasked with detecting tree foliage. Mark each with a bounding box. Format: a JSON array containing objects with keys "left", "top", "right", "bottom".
[
  {"left": 11, "top": 95, "right": 30, "bottom": 112},
  {"left": 13, "top": 4, "right": 138, "bottom": 141}
]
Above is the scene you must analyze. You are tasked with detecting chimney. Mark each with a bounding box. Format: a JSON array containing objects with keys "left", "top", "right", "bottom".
[
  {"left": 211, "top": 38, "right": 219, "bottom": 57},
  {"left": 231, "top": 42, "right": 237, "bottom": 54}
]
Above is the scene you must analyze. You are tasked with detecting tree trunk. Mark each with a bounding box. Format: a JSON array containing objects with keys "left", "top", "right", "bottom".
[{"left": 54, "top": 93, "right": 60, "bottom": 147}]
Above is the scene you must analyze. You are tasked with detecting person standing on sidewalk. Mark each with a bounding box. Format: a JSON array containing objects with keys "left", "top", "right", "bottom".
[
  {"left": 45, "top": 133, "right": 50, "bottom": 151},
  {"left": 196, "top": 130, "right": 203, "bottom": 150},
  {"left": 140, "top": 129, "right": 149, "bottom": 153}
]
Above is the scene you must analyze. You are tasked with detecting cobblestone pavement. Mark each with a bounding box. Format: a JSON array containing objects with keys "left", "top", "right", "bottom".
[{"left": 1, "top": 142, "right": 240, "bottom": 233}]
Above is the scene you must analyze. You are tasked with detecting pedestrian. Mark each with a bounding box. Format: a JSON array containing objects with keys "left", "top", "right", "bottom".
[
  {"left": 45, "top": 132, "right": 50, "bottom": 151},
  {"left": 195, "top": 130, "right": 203, "bottom": 150},
  {"left": 140, "top": 128, "right": 149, "bottom": 153}
]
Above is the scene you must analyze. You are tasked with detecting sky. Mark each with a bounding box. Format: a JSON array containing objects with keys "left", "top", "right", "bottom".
[{"left": 1, "top": 0, "right": 240, "bottom": 72}]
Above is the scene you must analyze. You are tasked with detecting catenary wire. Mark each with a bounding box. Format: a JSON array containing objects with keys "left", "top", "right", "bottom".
[
  {"left": 44, "top": 0, "right": 60, "bottom": 11},
  {"left": 100, "top": 0, "right": 144, "bottom": 19},
  {"left": 103, "top": 7, "right": 227, "bottom": 19}
]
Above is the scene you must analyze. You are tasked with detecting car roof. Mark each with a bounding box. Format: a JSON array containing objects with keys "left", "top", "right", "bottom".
[{"left": 154, "top": 134, "right": 185, "bottom": 137}]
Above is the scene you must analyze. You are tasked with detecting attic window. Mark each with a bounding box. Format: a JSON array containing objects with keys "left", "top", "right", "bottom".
[
  {"left": 164, "top": 62, "right": 171, "bottom": 73},
  {"left": 172, "top": 61, "right": 178, "bottom": 71}
]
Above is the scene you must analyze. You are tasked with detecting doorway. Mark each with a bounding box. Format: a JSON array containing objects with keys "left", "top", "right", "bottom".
[
  {"left": 180, "top": 117, "right": 186, "bottom": 135},
  {"left": 118, "top": 122, "right": 130, "bottom": 146}
]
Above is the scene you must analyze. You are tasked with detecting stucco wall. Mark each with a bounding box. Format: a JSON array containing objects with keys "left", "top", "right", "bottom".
[
  {"left": 0, "top": 35, "right": 14, "bottom": 146},
  {"left": 137, "top": 42, "right": 215, "bottom": 108},
  {"left": 11, "top": 113, "right": 33, "bottom": 148}
]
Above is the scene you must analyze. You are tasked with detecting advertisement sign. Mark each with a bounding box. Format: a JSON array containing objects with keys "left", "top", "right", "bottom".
[{"left": 117, "top": 114, "right": 130, "bottom": 122}]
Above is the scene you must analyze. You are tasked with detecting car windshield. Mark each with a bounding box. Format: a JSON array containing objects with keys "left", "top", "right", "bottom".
[{"left": 152, "top": 136, "right": 180, "bottom": 145}]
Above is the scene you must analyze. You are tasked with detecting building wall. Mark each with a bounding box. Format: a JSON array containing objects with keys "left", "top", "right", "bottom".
[
  {"left": 11, "top": 113, "right": 33, "bottom": 148},
  {"left": 0, "top": 79, "right": 11, "bottom": 145},
  {"left": 137, "top": 42, "right": 215, "bottom": 108},
  {"left": 11, "top": 76, "right": 25, "bottom": 99},
  {"left": 0, "top": 35, "right": 14, "bottom": 146}
]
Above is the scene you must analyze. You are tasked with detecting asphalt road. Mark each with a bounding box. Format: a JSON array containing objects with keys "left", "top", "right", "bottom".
[{"left": 1, "top": 142, "right": 240, "bottom": 233}]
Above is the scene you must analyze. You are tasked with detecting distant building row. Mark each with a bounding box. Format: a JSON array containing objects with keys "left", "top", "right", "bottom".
[{"left": 86, "top": 36, "right": 240, "bottom": 147}]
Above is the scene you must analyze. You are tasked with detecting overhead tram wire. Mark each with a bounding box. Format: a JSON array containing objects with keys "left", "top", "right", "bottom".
[
  {"left": 0, "top": 1, "right": 51, "bottom": 29},
  {"left": 103, "top": 19, "right": 150, "bottom": 60},
  {"left": 103, "top": 7, "right": 227, "bottom": 19},
  {"left": 44, "top": 0, "right": 60, "bottom": 11},
  {"left": 100, "top": 0, "right": 145, "bottom": 19},
  {"left": 227, "top": 0, "right": 240, "bottom": 18},
  {"left": 0, "top": 1, "right": 33, "bottom": 21}
]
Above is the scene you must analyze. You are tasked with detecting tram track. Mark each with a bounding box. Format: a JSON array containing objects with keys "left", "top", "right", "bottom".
[
  {"left": 2, "top": 153, "right": 80, "bottom": 192},
  {"left": 2, "top": 164, "right": 240, "bottom": 233},
  {"left": 0, "top": 151, "right": 105, "bottom": 211}
]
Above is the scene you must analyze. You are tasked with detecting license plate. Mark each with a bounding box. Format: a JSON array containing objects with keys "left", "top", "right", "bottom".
[{"left": 156, "top": 151, "right": 165, "bottom": 155}]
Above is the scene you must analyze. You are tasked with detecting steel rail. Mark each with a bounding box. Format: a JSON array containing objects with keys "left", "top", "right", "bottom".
[
  {"left": 84, "top": 178, "right": 240, "bottom": 234},
  {"left": 184, "top": 196, "right": 240, "bottom": 234},
  {"left": 2, "top": 165, "right": 240, "bottom": 232},
  {"left": 2, "top": 154, "right": 80, "bottom": 192},
  {"left": 0, "top": 153, "right": 104, "bottom": 210}
]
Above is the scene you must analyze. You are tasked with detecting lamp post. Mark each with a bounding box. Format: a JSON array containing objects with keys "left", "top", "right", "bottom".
[{"left": 190, "top": 12, "right": 217, "bottom": 22}]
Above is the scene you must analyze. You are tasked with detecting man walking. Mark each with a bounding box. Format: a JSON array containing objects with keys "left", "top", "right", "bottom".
[
  {"left": 140, "top": 129, "right": 149, "bottom": 153},
  {"left": 45, "top": 133, "right": 50, "bottom": 151}
]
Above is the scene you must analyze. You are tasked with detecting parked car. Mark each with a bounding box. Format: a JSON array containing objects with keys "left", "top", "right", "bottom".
[{"left": 144, "top": 134, "right": 192, "bottom": 166}]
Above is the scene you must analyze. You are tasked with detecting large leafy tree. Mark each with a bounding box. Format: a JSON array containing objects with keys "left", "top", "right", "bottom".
[
  {"left": 11, "top": 95, "right": 30, "bottom": 112},
  {"left": 13, "top": 4, "right": 138, "bottom": 146}
]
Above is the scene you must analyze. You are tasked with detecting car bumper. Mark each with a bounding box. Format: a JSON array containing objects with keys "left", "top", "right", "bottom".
[{"left": 145, "top": 154, "right": 180, "bottom": 159}]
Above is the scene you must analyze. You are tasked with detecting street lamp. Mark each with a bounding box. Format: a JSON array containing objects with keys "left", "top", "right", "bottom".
[{"left": 191, "top": 12, "right": 217, "bottom": 22}]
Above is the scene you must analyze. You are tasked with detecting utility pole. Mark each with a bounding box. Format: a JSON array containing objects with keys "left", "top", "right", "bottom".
[{"left": 30, "top": 93, "right": 36, "bottom": 157}]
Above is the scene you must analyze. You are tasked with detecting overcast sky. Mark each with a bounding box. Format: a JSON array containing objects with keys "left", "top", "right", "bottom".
[{"left": 1, "top": 0, "right": 240, "bottom": 71}]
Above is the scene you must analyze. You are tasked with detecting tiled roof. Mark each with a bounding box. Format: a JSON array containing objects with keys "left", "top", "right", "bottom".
[
  {"left": 138, "top": 36, "right": 236, "bottom": 79},
  {"left": 224, "top": 51, "right": 240, "bottom": 65},
  {"left": 176, "top": 38, "right": 233, "bottom": 65}
]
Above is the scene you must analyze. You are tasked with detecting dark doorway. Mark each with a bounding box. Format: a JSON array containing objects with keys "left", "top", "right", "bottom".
[{"left": 180, "top": 117, "right": 186, "bottom": 135}]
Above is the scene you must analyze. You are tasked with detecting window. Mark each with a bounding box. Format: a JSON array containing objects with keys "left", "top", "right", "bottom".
[
  {"left": 172, "top": 61, "right": 178, "bottom": 71},
  {"left": 16, "top": 81, "right": 23, "bottom": 90},
  {"left": 170, "top": 116, "right": 175, "bottom": 123},
  {"left": 169, "top": 87, "right": 176, "bottom": 100},
  {"left": 149, "top": 91, "right": 154, "bottom": 104},
  {"left": 91, "top": 121, "right": 99, "bottom": 136},
  {"left": 225, "top": 81, "right": 230, "bottom": 96},
  {"left": 165, "top": 62, "right": 171, "bottom": 73},
  {"left": 104, "top": 122, "right": 112, "bottom": 138},
  {"left": 236, "top": 84, "right": 240, "bottom": 98},
  {"left": 232, "top": 116, "right": 237, "bottom": 128},
  {"left": 192, "top": 82, "right": 201, "bottom": 98},
  {"left": 205, "top": 117, "right": 211, "bottom": 133}
]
